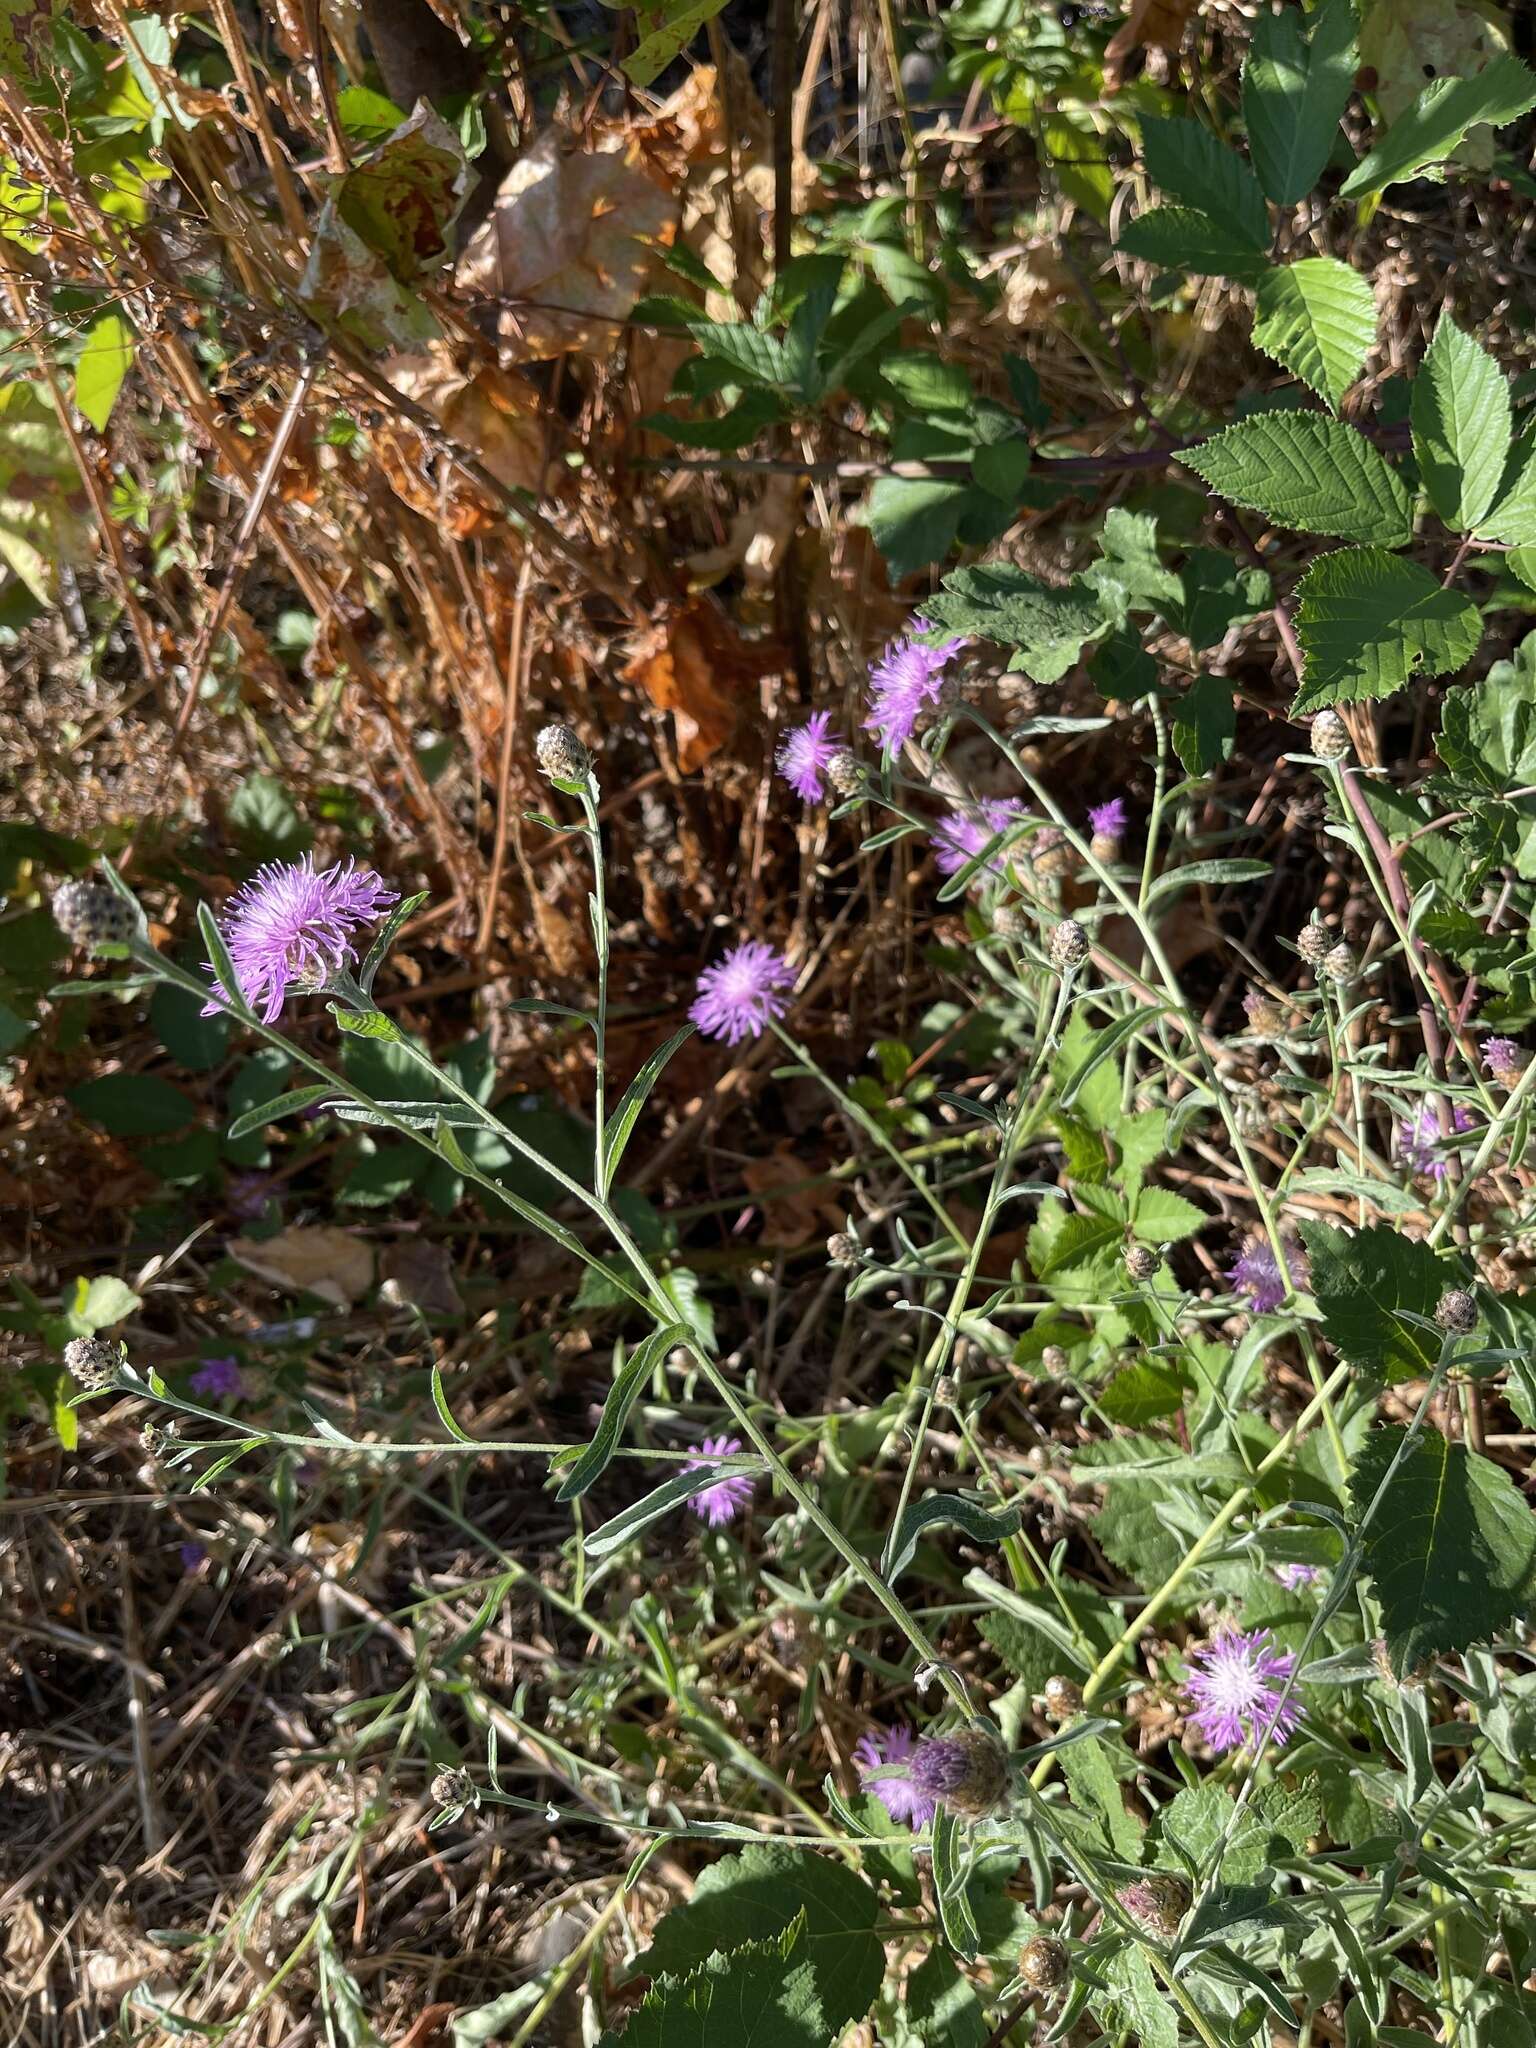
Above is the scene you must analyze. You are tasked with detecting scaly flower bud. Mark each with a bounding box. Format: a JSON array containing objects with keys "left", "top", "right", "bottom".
[
  {"left": 535, "top": 723, "right": 591, "bottom": 783},
  {"left": 1242, "top": 988, "right": 1289, "bottom": 1039},
  {"left": 63, "top": 1336, "right": 120, "bottom": 1390},
  {"left": 908, "top": 1726, "right": 1009, "bottom": 1819},
  {"left": 53, "top": 878, "right": 137, "bottom": 951},
  {"left": 1048, "top": 919, "right": 1088, "bottom": 973},
  {"left": 1041, "top": 1674, "right": 1083, "bottom": 1722},
  {"left": 1322, "top": 941, "right": 1357, "bottom": 986},
  {"left": 1434, "top": 1287, "right": 1478, "bottom": 1335},
  {"left": 1295, "top": 922, "right": 1331, "bottom": 965},
  {"left": 1309, "top": 710, "right": 1351, "bottom": 761},
  {"left": 1019, "top": 1935, "right": 1070, "bottom": 1992},
  {"left": 1039, "top": 1344, "right": 1069, "bottom": 1375},
  {"left": 827, "top": 1232, "right": 861, "bottom": 1269},
  {"left": 1117, "top": 1873, "right": 1191, "bottom": 1940},
  {"left": 993, "top": 902, "right": 1030, "bottom": 939},
  {"left": 1124, "top": 1243, "right": 1161, "bottom": 1282},
  {"left": 826, "top": 749, "right": 864, "bottom": 796}
]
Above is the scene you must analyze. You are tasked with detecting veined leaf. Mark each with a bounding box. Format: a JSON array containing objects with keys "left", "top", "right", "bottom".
[
  {"left": 1476, "top": 432, "right": 1536, "bottom": 545},
  {"left": 1351, "top": 1426, "right": 1536, "bottom": 1676},
  {"left": 601, "top": 1912, "right": 826, "bottom": 2048},
  {"left": 1243, "top": 0, "right": 1358, "bottom": 207},
  {"left": 1411, "top": 316, "right": 1511, "bottom": 532},
  {"left": 921, "top": 563, "right": 1104, "bottom": 684},
  {"left": 883, "top": 1490, "right": 1024, "bottom": 1583},
  {"left": 1339, "top": 54, "right": 1536, "bottom": 200},
  {"left": 1116, "top": 205, "right": 1270, "bottom": 283},
  {"left": 1251, "top": 258, "right": 1376, "bottom": 414},
  {"left": 1140, "top": 115, "right": 1270, "bottom": 251},
  {"left": 585, "top": 1456, "right": 764, "bottom": 1557},
  {"left": 1290, "top": 547, "right": 1481, "bottom": 712},
  {"left": 74, "top": 311, "right": 134, "bottom": 432},
  {"left": 556, "top": 1325, "right": 683, "bottom": 1502},
  {"left": 1300, "top": 1221, "right": 1461, "bottom": 1384},
  {"left": 1183, "top": 414, "right": 1412, "bottom": 546}
]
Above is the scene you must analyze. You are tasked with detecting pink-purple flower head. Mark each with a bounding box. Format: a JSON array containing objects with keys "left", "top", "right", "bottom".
[
  {"left": 1275, "top": 1563, "right": 1321, "bottom": 1591},
  {"left": 854, "top": 1723, "right": 935, "bottom": 1827},
  {"left": 1088, "top": 797, "right": 1128, "bottom": 842},
  {"left": 1484, "top": 1037, "right": 1528, "bottom": 1087},
  {"left": 1185, "top": 1626, "right": 1300, "bottom": 1754},
  {"left": 864, "top": 621, "right": 964, "bottom": 755},
  {"left": 776, "top": 712, "right": 842, "bottom": 803},
  {"left": 203, "top": 857, "right": 398, "bottom": 1023},
  {"left": 189, "top": 1355, "right": 245, "bottom": 1403},
  {"left": 931, "top": 797, "right": 1026, "bottom": 879},
  {"left": 1227, "top": 1235, "right": 1307, "bottom": 1315},
  {"left": 1398, "top": 1103, "right": 1475, "bottom": 1181},
  {"left": 684, "top": 1434, "right": 755, "bottom": 1527},
  {"left": 689, "top": 940, "right": 795, "bottom": 1045}
]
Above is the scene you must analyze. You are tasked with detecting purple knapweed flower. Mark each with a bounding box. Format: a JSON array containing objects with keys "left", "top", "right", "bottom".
[
  {"left": 864, "top": 621, "right": 965, "bottom": 754},
  {"left": 683, "top": 1434, "right": 755, "bottom": 1526},
  {"left": 1185, "top": 1627, "right": 1300, "bottom": 1753},
  {"left": 189, "top": 1356, "right": 245, "bottom": 1403},
  {"left": 1088, "top": 797, "right": 1128, "bottom": 841},
  {"left": 931, "top": 797, "right": 1026, "bottom": 877},
  {"left": 1227, "top": 1235, "right": 1307, "bottom": 1315},
  {"left": 1398, "top": 1103, "right": 1476, "bottom": 1180},
  {"left": 853, "top": 1723, "right": 936, "bottom": 1827},
  {"left": 689, "top": 940, "right": 795, "bottom": 1045},
  {"left": 1275, "top": 1563, "right": 1321, "bottom": 1591},
  {"left": 180, "top": 1541, "right": 207, "bottom": 1572},
  {"left": 776, "top": 712, "right": 842, "bottom": 803},
  {"left": 1484, "top": 1037, "right": 1528, "bottom": 1087},
  {"left": 203, "top": 857, "right": 398, "bottom": 1023}
]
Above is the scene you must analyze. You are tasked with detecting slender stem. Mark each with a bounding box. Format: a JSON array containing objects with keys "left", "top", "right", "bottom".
[{"left": 580, "top": 783, "right": 612, "bottom": 1200}]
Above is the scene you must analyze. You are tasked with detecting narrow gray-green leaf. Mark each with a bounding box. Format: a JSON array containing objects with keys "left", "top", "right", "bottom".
[
  {"left": 883, "top": 1490, "right": 1023, "bottom": 1583},
  {"left": 586, "top": 1457, "right": 764, "bottom": 1557},
  {"left": 557, "top": 1325, "right": 682, "bottom": 1501},
  {"left": 1183, "top": 414, "right": 1411, "bottom": 545},
  {"left": 1411, "top": 316, "right": 1511, "bottom": 532},
  {"left": 227, "top": 1083, "right": 335, "bottom": 1140},
  {"left": 1251, "top": 258, "right": 1376, "bottom": 413},
  {"left": 604, "top": 1024, "right": 695, "bottom": 1178},
  {"left": 1243, "top": 0, "right": 1358, "bottom": 207}
]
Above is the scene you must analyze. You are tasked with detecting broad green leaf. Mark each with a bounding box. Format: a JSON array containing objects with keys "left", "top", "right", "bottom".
[
  {"left": 228, "top": 772, "right": 312, "bottom": 859},
  {"left": 1157, "top": 1776, "right": 1322, "bottom": 1884},
  {"left": 1291, "top": 547, "right": 1481, "bottom": 712},
  {"left": 555, "top": 1325, "right": 682, "bottom": 1502},
  {"left": 1351, "top": 1426, "right": 1536, "bottom": 1676},
  {"left": 622, "top": 0, "right": 731, "bottom": 89},
  {"left": 1476, "top": 431, "right": 1536, "bottom": 545},
  {"left": 1173, "top": 549, "right": 1271, "bottom": 650},
  {"left": 1099, "top": 1357, "right": 1187, "bottom": 1427},
  {"left": 1093, "top": 1948, "right": 1179, "bottom": 2048},
  {"left": 1116, "top": 205, "right": 1270, "bottom": 282},
  {"left": 1079, "top": 506, "right": 1184, "bottom": 623},
  {"left": 1183, "top": 414, "right": 1412, "bottom": 545},
  {"left": 883, "top": 1490, "right": 1024, "bottom": 1583},
  {"left": 1243, "top": 0, "right": 1359, "bottom": 206},
  {"left": 1140, "top": 115, "right": 1270, "bottom": 251},
  {"left": 864, "top": 475, "right": 973, "bottom": 579},
  {"left": 74, "top": 311, "right": 134, "bottom": 431},
  {"left": 1436, "top": 653, "right": 1536, "bottom": 878},
  {"left": 1131, "top": 1187, "right": 1206, "bottom": 1244},
  {"left": 68, "top": 1073, "right": 196, "bottom": 1137},
  {"left": 902, "top": 1948, "right": 988, "bottom": 2048},
  {"left": 1410, "top": 316, "right": 1510, "bottom": 531},
  {"left": 1299, "top": 1221, "right": 1461, "bottom": 1384},
  {"left": 1060, "top": 1734, "right": 1144, "bottom": 1860},
  {"left": 1339, "top": 53, "right": 1536, "bottom": 199},
  {"left": 0, "top": 381, "right": 94, "bottom": 601},
  {"left": 1252, "top": 258, "right": 1376, "bottom": 413},
  {"left": 632, "top": 1846, "right": 882, "bottom": 2039},
  {"left": 334, "top": 103, "right": 469, "bottom": 283},
  {"left": 922, "top": 563, "right": 1104, "bottom": 684},
  {"left": 1027, "top": 1207, "right": 1124, "bottom": 1279},
  {"left": 79, "top": 1275, "right": 141, "bottom": 1331},
  {"left": 150, "top": 978, "right": 230, "bottom": 1071},
  {"left": 602, "top": 1914, "right": 824, "bottom": 2048},
  {"left": 1172, "top": 671, "right": 1237, "bottom": 777},
  {"left": 688, "top": 319, "right": 797, "bottom": 390},
  {"left": 1044, "top": 107, "right": 1113, "bottom": 220}
]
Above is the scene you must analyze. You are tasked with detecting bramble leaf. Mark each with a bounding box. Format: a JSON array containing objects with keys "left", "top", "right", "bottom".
[
  {"left": 1116, "top": 205, "right": 1270, "bottom": 282},
  {"left": 1339, "top": 54, "right": 1536, "bottom": 200},
  {"left": 603, "top": 1913, "right": 827, "bottom": 2048},
  {"left": 1140, "top": 116, "right": 1270, "bottom": 252},
  {"left": 1299, "top": 1221, "right": 1461, "bottom": 1384},
  {"left": 922, "top": 564, "right": 1105, "bottom": 683},
  {"left": 1251, "top": 258, "right": 1376, "bottom": 414},
  {"left": 1183, "top": 414, "right": 1412, "bottom": 546},
  {"left": 1290, "top": 547, "right": 1481, "bottom": 713},
  {"left": 1410, "top": 316, "right": 1510, "bottom": 532},
  {"left": 1243, "top": 0, "right": 1358, "bottom": 207}
]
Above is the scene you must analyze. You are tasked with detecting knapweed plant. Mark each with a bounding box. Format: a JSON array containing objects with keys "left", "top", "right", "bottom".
[{"left": 25, "top": 2, "right": 1536, "bottom": 2045}]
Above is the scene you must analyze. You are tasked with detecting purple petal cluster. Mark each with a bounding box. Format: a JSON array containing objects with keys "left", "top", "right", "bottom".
[
  {"left": 1088, "top": 797, "right": 1128, "bottom": 841},
  {"left": 1274, "top": 1563, "right": 1321, "bottom": 1591},
  {"left": 689, "top": 940, "right": 795, "bottom": 1045},
  {"left": 931, "top": 797, "right": 1026, "bottom": 878},
  {"left": 1398, "top": 1103, "right": 1476, "bottom": 1180},
  {"left": 1227, "top": 1235, "right": 1307, "bottom": 1315},
  {"left": 864, "top": 621, "right": 965, "bottom": 754},
  {"left": 203, "top": 857, "right": 398, "bottom": 1023},
  {"left": 189, "top": 1355, "right": 245, "bottom": 1403},
  {"left": 776, "top": 712, "right": 842, "bottom": 803},
  {"left": 853, "top": 1723, "right": 936, "bottom": 1827},
  {"left": 1185, "top": 1627, "right": 1300, "bottom": 1754},
  {"left": 1483, "top": 1036, "right": 1527, "bottom": 1087},
  {"left": 684, "top": 1435, "right": 755, "bottom": 1527}
]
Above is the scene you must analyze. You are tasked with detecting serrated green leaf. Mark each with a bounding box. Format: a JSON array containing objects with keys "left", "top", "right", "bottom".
[
  {"left": 1116, "top": 204, "right": 1271, "bottom": 282},
  {"left": 1299, "top": 1221, "right": 1460, "bottom": 1384},
  {"left": 1411, "top": 316, "right": 1511, "bottom": 532},
  {"left": 602, "top": 1912, "right": 825, "bottom": 2048},
  {"left": 1291, "top": 546, "right": 1481, "bottom": 712},
  {"left": 1252, "top": 259, "right": 1377, "bottom": 414},
  {"left": 1172, "top": 671, "right": 1237, "bottom": 776},
  {"left": 883, "top": 1490, "right": 1024, "bottom": 1583},
  {"left": 1099, "top": 1356, "right": 1187, "bottom": 1427},
  {"left": 1131, "top": 1187, "right": 1206, "bottom": 1244},
  {"left": 922, "top": 563, "right": 1104, "bottom": 684},
  {"left": 1061, "top": 1735, "right": 1143, "bottom": 1860},
  {"left": 1475, "top": 430, "right": 1536, "bottom": 545},
  {"left": 1141, "top": 115, "right": 1270, "bottom": 251},
  {"left": 1079, "top": 506, "right": 1184, "bottom": 623},
  {"left": 1173, "top": 549, "right": 1271, "bottom": 650},
  {"left": 1351, "top": 1427, "right": 1536, "bottom": 1676},
  {"left": 1094, "top": 1947, "right": 1180, "bottom": 2048},
  {"left": 74, "top": 310, "right": 134, "bottom": 432},
  {"left": 1183, "top": 414, "right": 1412, "bottom": 545},
  {"left": 1243, "top": 0, "right": 1358, "bottom": 207},
  {"left": 1340, "top": 53, "right": 1536, "bottom": 200}
]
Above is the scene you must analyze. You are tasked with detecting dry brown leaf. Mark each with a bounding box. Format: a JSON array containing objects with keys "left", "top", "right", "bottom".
[
  {"left": 623, "top": 597, "right": 787, "bottom": 774},
  {"left": 454, "top": 127, "right": 677, "bottom": 364},
  {"left": 1104, "top": 0, "right": 1201, "bottom": 89},
  {"left": 379, "top": 1238, "right": 464, "bottom": 1319},
  {"left": 228, "top": 1225, "right": 375, "bottom": 1306},
  {"left": 742, "top": 1141, "right": 844, "bottom": 1249},
  {"left": 686, "top": 473, "right": 801, "bottom": 591},
  {"left": 377, "top": 343, "right": 546, "bottom": 533}
]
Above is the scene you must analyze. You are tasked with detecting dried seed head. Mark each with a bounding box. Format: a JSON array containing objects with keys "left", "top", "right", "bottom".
[
  {"left": 52, "top": 878, "right": 136, "bottom": 951},
  {"left": 1117, "top": 1873, "right": 1191, "bottom": 1941},
  {"left": 1309, "top": 710, "right": 1351, "bottom": 761},
  {"left": 1041, "top": 1674, "right": 1083, "bottom": 1722},
  {"left": 1322, "top": 941, "right": 1357, "bottom": 986},
  {"left": 1032, "top": 827, "right": 1076, "bottom": 880},
  {"left": 909, "top": 1726, "right": 1010, "bottom": 1819},
  {"left": 992, "top": 902, "right": 1030, "bottom": 939},
  {"left": 1048, "top": 919, "right": 1088, "bottom": 973},
  {"left": 826, "top": 749, "right": 864, "bottom": 795},
  {"left": 431, "top": 1765, "right": 478, "bottom": 1811},
  {"left": 1295, "top": 922, "right": 1332, "bottom": 964},
  {"left": 1019, "top": 1935, "right": 1071, "bottom": 1993},
  {"left": 1242, "top": 988, "right": 1289, "bottom": 1038},
  {"left": 534, "top": 723, "right": 591, "bottom": 783},
  {"left": 1434, "top": 1287, "right": 1478, "bottom": 1335},
  {"left": 1124, "top": 1243, "right": 1161, "bottom": 1282},
  {"left": 826, "top": 1232, "right": 861, "bottom": 1269},
  {"left": 63, "top": 1336, "right": 120, "bottom": 1391},
  {"left": 933, "top": 1373, "right": 959, "bottom": 1406},
  {"left": 1039, "top": 1344, "right": 1069, "bottom": 1375},
  {"left": 139, "top": 1422, "right": 162, "bottom": 1455}
]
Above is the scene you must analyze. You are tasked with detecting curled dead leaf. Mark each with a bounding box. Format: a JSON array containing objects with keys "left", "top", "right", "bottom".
[
  {"left": 377, "top": 342, "right": 547, "bottom": 532},
  {"left": 228, "top": 1225, "right": 375, "bottom": 1307},
  {"left": 742, "top": 1141, "right": 845, "bottom": 1249},
  {"left": 622, "top": 596, "right": 788, "bottom": 775}
]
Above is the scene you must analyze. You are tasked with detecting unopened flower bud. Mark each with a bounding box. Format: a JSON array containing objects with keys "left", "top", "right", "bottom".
[
  {"left": 1124, "top": 1243, "right": 1161, "bottom": 1282},
  {"left": 431, "top": 1764, "right": 478, "bottom": 1811},
  {"left": 1483, "top": 1037, "right": 1528, "bottom": 1088},
  {"left": 1242, "top": 988, "right": 1288, "bottom": 1038},
  {"left": 534, "top": 723, "right": 590, "bottom": 783},
  {"left": 827, "top": 1232, "right": 861, "bottom": 1269},
  {"left": 993, "top": 902, "right": 1030, "bottom": 939},
  {"left": 1117, "top": 1873, "right": 1191, "bottom": 1940},
  {"left": 1435, "top": 1287, "right": 1478, "bottom": 1335},
  {"left": 909, "top": 1726, "right": 1009, "bottom": 1819},
  {"left": 1322, "top": 942, "right": 1357, "bottom": 986},
  {"left": 63, "top": 1336, "right": 120, "bottom": 1391},
  {"left": 1039, "top": 1344, "right": 1069, "bottom": 1375},
  {"left": 1019, "top": 1934, "right": 1070, "bottom": 1992},
  {"left": 1309, "top": 710, "right": 1351, "bottom": 761},
  {"left": 53, "top": 878, "right": 136, "bottom": 951},
  {"left": 1295, "top": 922, "right": 1331, "bottom": 965},
  {"left": 1032, "top": 827, "right": 1076, "bottom": 880},
  {"left": 1041, "top": 1674, "right": 1083, "bottom": 1722},
  {"left": 934, "top": 1373, "right": 959, "bottom": 1406},
  {"left": 1049, "top": 919, "right": 1088, "bottom": 973},
  {"left": 826, "top": 750, "right": 863, "bottom": 795}
]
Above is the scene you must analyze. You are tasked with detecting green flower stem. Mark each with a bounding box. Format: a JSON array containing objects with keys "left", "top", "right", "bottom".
[
  {"left": 1426, "top": 1049, "right": 1536, "bottom": 1248},
  {"left": 579, "top": 781, "right": 613, "bottom": 1201}
]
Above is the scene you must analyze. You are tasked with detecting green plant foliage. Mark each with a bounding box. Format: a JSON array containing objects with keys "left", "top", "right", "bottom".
[
  {"left": 1290, "top": 546, "right": 1481, "bottom": 712},
  {"left": 1117, "top": 203, "right": 1270, "bottom": 283},
  {"left": 1139, "top": 116, "right": 1270, "bottom": 254},
  {"left": 1339, "top": 53, "right": 1536, "bottom": 200},
  {"left": 920, "top": 563, "right": 1104, "bottom": 682},
  {"left": 1183, "top": 415, "right": 1412, "bottom": 547},
  {"left": 601, "top": 1914, "right": 826, "bottom": 2048},
  {"left": 1410, "top": 316, "right": 1511, "bottom": 532},
  {"left": 1242, "top": 0, "right": 1358, "bottom": 207},
  {"left": 1251, "top": 258, "right": 1377, "bottom": 414},
  {"left": 1300, "top": 1222, "right": 1459, "bottom": 1384}
]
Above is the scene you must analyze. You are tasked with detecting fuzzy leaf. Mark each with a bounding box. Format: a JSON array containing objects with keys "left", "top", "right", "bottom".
[
  {"left": 1252, "top": 258, "right": 1376, "bottom": 413},
  {"left": 1183, "top": 414, "right": 1412, "bottom": 546},
  {"left": 1243, "top": 0, "right": 1359, "bottom": 207},
  {"left": 1299, "top": 1221, "right": 1460, "bottom": 1384},
  {"left": 1291, "top": 547, "right": 1481, "bottom": 712},
  {"left": 1060, "top": 1735, "right": 1144, "bottom": 1860},
  {"left": 884, "top": 1490, "right": 1024, "bottom": 1583},
  {"left": 922, "top": 563, "right": 1104, "bottom": 684},
  {"left": 1172, "top": 671, "right": 1237, "bottom": 776},
  {"left": 1351, "top": 1427, "right": 1536, "bottom": 1676},
  {"left": 1140, "top": 116, "right": 1270, "bottom": 251},
  {"left": 1412, "top": 316, "right": 1511, "bottom": 532},
  {"left": 602, "top": 1913, "right": 826, "bottom": 2048},
  {"left": 1094, "top": 1947, "right": 1180, "bottom": 2048},
  {"left": 1340, "top": 54, "right": 1536, "bottom": 200}
]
